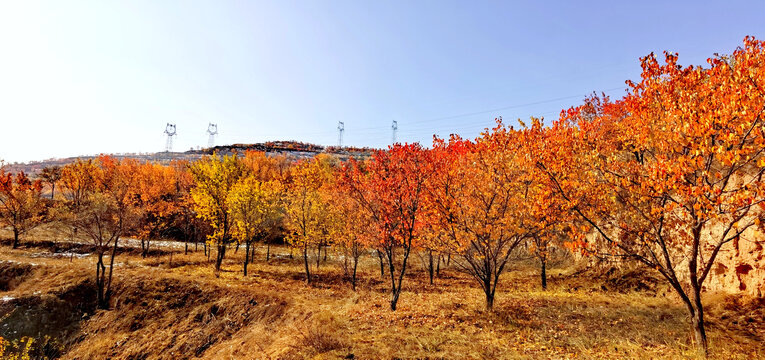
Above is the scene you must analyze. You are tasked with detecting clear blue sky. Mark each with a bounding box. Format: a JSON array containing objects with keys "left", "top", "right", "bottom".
[{"left": 1, "top": 1, "right": 763, "bottom": 162}]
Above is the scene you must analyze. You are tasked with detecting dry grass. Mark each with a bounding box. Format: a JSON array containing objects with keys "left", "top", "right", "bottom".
[{"left": 0, "top": 226, "right": 762, "bottom": 359}]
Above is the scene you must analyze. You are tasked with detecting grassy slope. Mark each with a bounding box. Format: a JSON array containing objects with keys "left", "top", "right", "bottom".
[{"left": 0, "top": 228, "right": 762, "bottom": 359}]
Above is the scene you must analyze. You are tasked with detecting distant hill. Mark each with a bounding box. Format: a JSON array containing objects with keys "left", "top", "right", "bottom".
[{"left": 3, "top": 140, "right": 377, "bottom": 177}]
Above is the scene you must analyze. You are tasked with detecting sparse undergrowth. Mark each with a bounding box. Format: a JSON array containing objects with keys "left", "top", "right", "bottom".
[{"left": 0, "top": 232, "right": 762, "bottom": 359}]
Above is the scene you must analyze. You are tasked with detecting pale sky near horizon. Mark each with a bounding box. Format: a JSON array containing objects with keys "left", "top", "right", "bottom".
[{"left": 1, "top": 1, "right": 763, "bottom": 163}]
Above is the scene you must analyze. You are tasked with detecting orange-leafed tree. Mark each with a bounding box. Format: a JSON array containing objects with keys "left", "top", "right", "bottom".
[
  {"left": 0, "top": 170, "right": 46, "bottom": 249},
  {"left": 166, "top": 160, "right": 202, "bottom": 255},
  {"left": 59, "top": 159, "right": 98, "bottom": 219},
  {"left": 61, "top": 156, "right": 140, "bottom": 309},
  {"left": 331, "top": 179, "right": 370, "bottom": 291},
  {"left": 516, "top": 118, "right": 575, "bottom": 290},
  {"left": 342, "top": 143, "right": 432, "bottom": 310},
  {"left": 239, "top": 150, "right": 291, "bottom": 259},
  {"left": 538, "top": 38, "right": 765, "bottom": 357},
  {"left": 133, "top": 162, "right": 184, "bottom": 257},
  {"left": 425, "top": 126, "right": 541, "bottom": 310},
  {"left": 240, "top": 150, "right": 290, "bottom": 182}
]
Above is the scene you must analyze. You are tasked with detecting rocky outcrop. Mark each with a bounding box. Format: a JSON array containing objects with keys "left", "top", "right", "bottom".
[{"left": 705, "top": 226, "right": 764, "bottom": 297}]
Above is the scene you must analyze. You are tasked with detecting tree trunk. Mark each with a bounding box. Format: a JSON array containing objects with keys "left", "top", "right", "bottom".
[
  {"left": 436, "top": 255, "right": 441, "bottom": 277},
  {"left": 12, "top": 228, "right": 19, "bottom": 249},
  {"left": 484, "top": 290, "right": 495, "bottom": 311},
  {"left": 428, "top": 250, "right": 434, "bottom": 285},
  {"left": 315, "top": 244, "right": 321, "bottom": 269},
  {"left": 185, "top": 242, "right": 188, "bottom": 255},
  {"left": 387, "top": 244, "right": 412, "bottom": 311},
  {"left": 390, "top": 290, "right": 401, "bottom": 311},
  {"left": 483, "top": 277, "right": 495, "bottom": 311},
  {"left": 215, "top": 243, "right": 226, "bottom": 271},
  {"left": 243, "top": 242, "right": 250, "bottom": 276},
  {"left": 303, "top": 243, "right": 311, "bottom": 284},
  {"left": 541, "top": 256, "right": 547, "bottom": 290},
  {"left": 50, "top": 183, "right": 55, "bottom": 199},
  {"left": 235, "top": 241, "right": 240, "bottom": 254},
  {"left": 266, "top": 243, "right": 271, "bottom": 261},
  {"left": 377, "top": 250, "right": 385, "bottom": 279},
  {"left": 323, "top": 244, "right": 328, "bottom": 262},
  {"left": 95, "top": 253, "right": 106, "bottom": 309},
  {"left": 691, "top": 292, "right": 709, "bottom": 358},
  {"left": 104, "top": 237, "right": 119, "bottom": 309},
  {"left": 352, "top": 255, "right": 359, "bottom": 291}
]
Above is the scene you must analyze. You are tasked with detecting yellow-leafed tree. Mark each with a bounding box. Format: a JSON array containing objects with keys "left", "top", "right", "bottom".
[
  {"left": 284, "top": 154, "right": 338, "bottom": 284},
  {"left": 228, "top": 176, "right": 284, "bottom": 276},
  {"left": 190, "top": 154, "right": 245, "bottom": 271}
]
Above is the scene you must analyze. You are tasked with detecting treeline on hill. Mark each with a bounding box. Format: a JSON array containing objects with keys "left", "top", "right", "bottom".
[
  {"left": 1, "top": 38, "right": 764, "bottom": 357},
  {"left": 203, "top": 140, "right": 377, "bottom": 157}
]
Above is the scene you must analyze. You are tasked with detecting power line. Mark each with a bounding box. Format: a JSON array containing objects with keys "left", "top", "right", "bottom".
[{"left": 253, "top": 86, "right": 627, "bottom": 140}]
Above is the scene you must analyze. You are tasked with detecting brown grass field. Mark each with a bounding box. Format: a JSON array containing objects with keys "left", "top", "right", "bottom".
[{"left": 0, "top": 226, "right": 762, "bottom": 359}]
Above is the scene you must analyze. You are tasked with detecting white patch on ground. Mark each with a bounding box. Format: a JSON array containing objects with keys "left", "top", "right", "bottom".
[{"left": 28, "top": 252, "right": 91, "bottom": 259}]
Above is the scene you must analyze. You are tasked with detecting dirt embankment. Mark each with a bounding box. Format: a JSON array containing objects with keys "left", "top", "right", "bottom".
[
  {"left": 65, "top": 274, "right": 289, "bottom": 359},
  {"left": 0, "top": 261, "right": 35, "bottom": 292},
  {"left": 0, "top": 258, "right": 297, "bottom": 359},
  {"left": 0, "top": 261, "right": 95, "bottom": 359}
]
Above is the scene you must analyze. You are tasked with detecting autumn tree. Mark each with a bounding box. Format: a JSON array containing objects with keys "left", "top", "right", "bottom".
[
  {"left": 132, "top": 162, "right": 188, "bottom": 257},
  {"left": 425, "top": 127, "right": 542, "bottom": 310},
  {"left": 176, "top": 192, "right": 211, "bottom": 255},
  {"left": 61, "top": 156, "right": 140, "bottom": 309},
  {"left": 241, "top": 150, "right": 289, "bottom": 182},
  {"left": 284, "top": 155, "right": 337, "bottom": 284},
  {"left": 331, "top": 180, "right": 369, "bottom": 290},
  {"left": 59, "top": 159, "right": 98, "bottom": 214},
  {"left": 39, "top": 166, "right": 62, "bottom": 199},
  {"left": 342, "top": 144, "right": 431, "bottom": 310},
  {"left": 538, "top": 38, "right": 765, "bottom": 357},
  {"left": 228, "top": 176, "right": 283, "bottom": 276},
  {"left": 190, "top": 154, "right": 245, "bottom": 271},
  {"left": 166, "top": 159, "right": 200, "bottom": 254},
  {"left": 0, "top": 170, "right": 46, "bottom": 248},
  {"left": 517, "top": 119, "right": 575, "bottom": 291},
  {"left": 240, "top": 151, "right": 290, "bottom": 259}
]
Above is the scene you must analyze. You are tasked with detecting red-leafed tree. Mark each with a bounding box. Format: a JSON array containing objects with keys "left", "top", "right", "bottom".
[{"left": 342, "top": 143, "right": 432, "bottom": 310}]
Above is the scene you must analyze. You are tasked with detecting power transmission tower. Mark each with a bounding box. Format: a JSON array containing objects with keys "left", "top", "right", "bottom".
[
  {"left": 164, "top": 123, "right": 177, "bottom": 152},
  {"left": 337, "top": 121, "right": 344, "bottom": 147},
  {"left": 391, "top": 120, "right": 398, "bottom": 144},
  {"left": 206, "top": 123, "right": 218, "bottom": 148}
]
